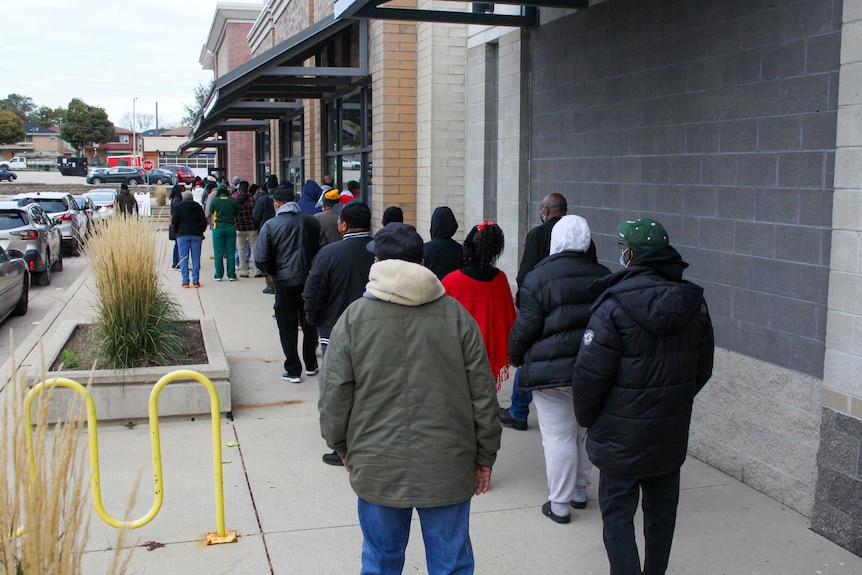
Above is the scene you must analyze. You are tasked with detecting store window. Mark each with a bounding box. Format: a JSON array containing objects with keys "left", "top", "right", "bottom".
[
  {"left": 281, "top": 115, "right": 304, "bottom": 188},
  {"left": 256, "top": 128, "right": 271, "bottom": 185},
  {"left": 323, "top": 86, "right": 372, "bottom": 204}
]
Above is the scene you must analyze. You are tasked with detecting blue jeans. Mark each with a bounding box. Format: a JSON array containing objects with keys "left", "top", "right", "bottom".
[
  {"left": 176, "top": 235, "right": 202, "bottom": 285},
  {"left": 357, "top": 498, "right": 474, "bottom": 575},
  {"left": 508, "top": 367, "right": 532, "bottom": 421}
]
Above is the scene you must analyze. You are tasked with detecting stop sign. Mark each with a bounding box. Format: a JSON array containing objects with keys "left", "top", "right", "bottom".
[{"left": 142, "top": 159, "right": 154, "bottom": 171}]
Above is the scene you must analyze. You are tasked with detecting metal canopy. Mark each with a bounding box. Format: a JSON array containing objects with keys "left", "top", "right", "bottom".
[
  {"left": 182, "top": 15, "right": 368, "bottom": 152},
  {"left": 333, "top": 0, "right": 588, "bottom": 27}
]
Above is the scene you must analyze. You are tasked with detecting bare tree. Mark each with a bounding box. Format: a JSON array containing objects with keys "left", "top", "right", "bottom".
[{"left": 120, "top": 111, "right": 155, "bottom": 133}]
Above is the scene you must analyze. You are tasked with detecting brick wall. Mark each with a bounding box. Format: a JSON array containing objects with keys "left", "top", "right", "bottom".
[
  {"left": 369, "top": 15, "right": 418, "bottom": 227},
  {"left": 416, "top": 2, "right": 467, "bottom": 241},
  {"left": 529, "top": 0, "right": 841, "bottom": 516}
]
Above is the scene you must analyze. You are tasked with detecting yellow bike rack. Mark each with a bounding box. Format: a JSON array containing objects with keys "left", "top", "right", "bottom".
[{"left": 26, "top": 370, "right": 237, "bottom": 545}]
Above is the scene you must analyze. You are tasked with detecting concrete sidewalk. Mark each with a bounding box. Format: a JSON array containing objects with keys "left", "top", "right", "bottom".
[{"left": 10, "top": 228, "right": 862, "bottom": 574}]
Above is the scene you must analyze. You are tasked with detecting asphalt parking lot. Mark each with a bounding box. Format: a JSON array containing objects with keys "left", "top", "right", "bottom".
[{"left": 3, "top": 169, "right": 87, "bottom": 186}]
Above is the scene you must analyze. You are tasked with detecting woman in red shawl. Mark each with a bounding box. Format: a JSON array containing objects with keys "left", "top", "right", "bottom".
[{"left": 441, "top": 221, "right": 516, "bottom": 390}]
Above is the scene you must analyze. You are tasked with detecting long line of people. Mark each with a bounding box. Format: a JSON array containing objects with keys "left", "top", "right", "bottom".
[{"left": 300, "top": 193, "right": 714, "bottom": 575}]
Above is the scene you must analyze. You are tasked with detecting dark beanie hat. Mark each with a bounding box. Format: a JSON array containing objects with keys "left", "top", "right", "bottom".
[
  {"left": 340, "top": 201, "right": 371, "bottom": 229},
  {"left": 271, "top": 185, "right": 295, "bottom": 203},
  {"left": 382, "top": 206, "right": 404, "bottom": 226},
  {"left": 367, "top": 223, "right": 424, "bottom": 263}
]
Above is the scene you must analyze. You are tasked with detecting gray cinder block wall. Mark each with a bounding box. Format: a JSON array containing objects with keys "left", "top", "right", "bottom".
[{"left": 528, "top": 0, "right": 842, "bottom": 529}]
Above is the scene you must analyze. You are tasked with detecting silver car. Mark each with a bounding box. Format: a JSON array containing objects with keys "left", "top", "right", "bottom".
[
  {"left": 82, "top": 189, "right": 118, "bottom": 220},
  {"left": 8, "top": 192, "right": 86, "bottom": 256},
  {"left": 0, "top": 200, "right": 63, "bottom": 286}
]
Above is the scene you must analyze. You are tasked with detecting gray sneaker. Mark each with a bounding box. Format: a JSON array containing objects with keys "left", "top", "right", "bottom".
[{"left": 281, "top": 372, "right": 301, "bottom": 383}]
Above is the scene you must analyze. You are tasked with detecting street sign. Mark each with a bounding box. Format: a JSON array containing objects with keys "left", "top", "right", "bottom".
[{"left": 142, "top": 160, "right": 154, "bottom": 171}]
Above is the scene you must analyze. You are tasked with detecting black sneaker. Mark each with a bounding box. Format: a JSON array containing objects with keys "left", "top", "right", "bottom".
[
  {"left": 499, "top": 407, "right": 528, "bottom": 431},
  {"left": 542, "top": 501, "right": 570, "bottom": 524},
  {"left": 262, "top": 286, "right": 275, "bottom": 294},
  {"left": 322, "top": 451, "right": 344, "bottom": 466}
]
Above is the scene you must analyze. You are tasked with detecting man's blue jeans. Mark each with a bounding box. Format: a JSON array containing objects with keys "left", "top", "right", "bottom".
[
  {"left": 508, "top": 367, "right": 532, "bottom": 421},
  {"left": 176, "top": 235, "right": 202, "bottom": 285},
  {"left": 357, "top": 498, "right": 474, "bottom": 575}
]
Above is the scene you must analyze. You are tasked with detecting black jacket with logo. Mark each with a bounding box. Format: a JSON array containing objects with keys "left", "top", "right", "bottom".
[{"left": 573, "top": 245, "right": 714, "bottom": 478}]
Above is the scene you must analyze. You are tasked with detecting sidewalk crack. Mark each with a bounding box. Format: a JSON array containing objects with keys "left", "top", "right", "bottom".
[{"left": 233, "top": 423, "right": 275, "bottom": 575}]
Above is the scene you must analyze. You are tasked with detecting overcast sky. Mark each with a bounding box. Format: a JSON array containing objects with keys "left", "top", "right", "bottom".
[{"left": 1, "top": 0, "right": 240, "bottom": 129}]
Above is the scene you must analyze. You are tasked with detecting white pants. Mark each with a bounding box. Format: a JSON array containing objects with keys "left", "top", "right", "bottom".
[{"left": 533, "top": 387, "right": 592, "bottom": 504}]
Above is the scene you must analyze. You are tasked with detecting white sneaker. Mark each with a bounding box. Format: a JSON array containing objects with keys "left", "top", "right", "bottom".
[
  {"left": 305, "top": 368, "right": 319, "bottom": 376},
  {"left": 282, "top": 372, "right": 301, "bottom": 383},
  {"left": 214, "top": 277, "right": 223, "bottom": 282}
]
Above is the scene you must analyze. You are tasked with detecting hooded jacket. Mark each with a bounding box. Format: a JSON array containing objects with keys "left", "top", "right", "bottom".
[
  {"left": 509, "top": 216, "right": 610, "bottom": 391},
  {"left": 171, "top": 199, "right": 207, "bottom": 238},
  {"left": 319, "top": 259, "right": 502, "bottom": 508},
  {"left": 572, "top": 245, "right": 714, "bottom": 478},
  {"left": 116, "top": 188, "right": 138, "bottom": 215},
  {"left": 423, "top": 206, "right": 463, "bottom": 280},
  {"left": 297, "top": 179, "right": 323, "bottom": 215}
]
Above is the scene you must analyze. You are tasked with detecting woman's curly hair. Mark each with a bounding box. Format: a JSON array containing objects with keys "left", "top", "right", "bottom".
[{"left": 463, "top": 222, "right": 505, "bottom": 271}]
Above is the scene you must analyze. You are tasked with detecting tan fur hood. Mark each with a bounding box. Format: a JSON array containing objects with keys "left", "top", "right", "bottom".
[{"left": 365, "top": 259, "right": 445, "bottom": 306}]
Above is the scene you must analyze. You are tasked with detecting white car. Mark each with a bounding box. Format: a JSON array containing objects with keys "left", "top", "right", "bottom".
[{"left": 82, "top": 189, "right": 118, "bottom": 220}]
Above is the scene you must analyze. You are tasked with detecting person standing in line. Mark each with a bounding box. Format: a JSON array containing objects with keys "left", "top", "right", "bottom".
[
  {"left": 168, "top": 184, "right": 184, "bottom": 269},
  {"left": 172, "top": 190, "right": 208, "bottom": 288},
  {"left": 381, "top": 206, "right": 403, "bottom": 227},
  {"left": 319, "top": 223, "right": 501, "bottom": 575},
  {"left": 499, "top": 192, "right": 569, "bottom": 431},
  {"left": 314, "top": 189, "right": 342, "bottom": 245},
  {"left": 234, "top": 181, "right": 258, "bottom": 278},
  {"left": 116, "top": 183, "right": 138, "bottom": 217},
  {"left": 423, "top": 206, "right": 463, "bottom": 281},
  {"left": 573, "top": 218, "right": 714, "bottom": 575},
  {"left": 508, "top": 215, "right": 610, "bottom": 523},
  {"left": 254, "top": 185, "right": 322, "bottom": 383},
  {"left": 303, "top": 201, "right": 375, "bottom": 467},
  {"left": 207, "top": 183, "right": 238, "bottom": 281},
  {"left": 252, "top": 181, "right": 282, "bottom": 294},
  {"left": 441, "top": 222, "right": 516, "bottom": 391}
]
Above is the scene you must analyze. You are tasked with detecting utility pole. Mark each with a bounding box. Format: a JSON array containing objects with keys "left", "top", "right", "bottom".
[{"left": 132, "top": 97, "right": 138, "bottom": 163}]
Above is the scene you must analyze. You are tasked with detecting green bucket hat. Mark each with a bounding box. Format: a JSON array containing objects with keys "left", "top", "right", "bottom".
[{"left": 617, "top": 217, "right": 669, "bottom": 256}]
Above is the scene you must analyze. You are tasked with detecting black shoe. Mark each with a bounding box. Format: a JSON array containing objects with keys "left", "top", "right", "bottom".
[
  {"left": 322, "top": 451, "right": 344, "bottom": 466},
  {"left": 570, "top": 499, "right": 587, "bottom": 510},
  {"left": 499, "top": 407, "right": 528, "bottom": 431},
  {"left": 542, "top": 501, "right": 570, "bottom": 524},
  {"left": 262, "top": 286, "right": 275, "bottom": 294}
]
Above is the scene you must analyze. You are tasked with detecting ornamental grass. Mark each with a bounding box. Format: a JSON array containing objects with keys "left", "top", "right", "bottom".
[
  {"left": 0, "top": 356, "right": 132, "bottom": 575},
  {"left": 86, "top": 215, "right": 182, "bottom": 369}
]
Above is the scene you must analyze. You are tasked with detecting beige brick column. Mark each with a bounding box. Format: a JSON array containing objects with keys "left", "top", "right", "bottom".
[
  {"left": 415, "top": 2, "right": 467, "bottom": 240},
  {"left": 369, "top": 14, "right": 418, "bottom": 228}
]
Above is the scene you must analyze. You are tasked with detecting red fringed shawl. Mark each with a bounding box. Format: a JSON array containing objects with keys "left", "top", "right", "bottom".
[{"left": 442, "top": 269, "right": 517, "bottom": 390}]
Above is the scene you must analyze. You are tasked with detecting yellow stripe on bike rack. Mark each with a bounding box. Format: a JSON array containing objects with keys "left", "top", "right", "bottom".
[{"left": 25, "top": 370, "right": 237, "bottom": 545}]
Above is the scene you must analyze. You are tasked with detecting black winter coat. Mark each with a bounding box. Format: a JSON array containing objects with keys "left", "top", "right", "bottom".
[
  {"left": 508, "top": 251, "right": 610, "bottom": 391},
  {"left": 171, "top": 200, "right": 207, "bottom": 238},
  {"left": 423, "top": 206, "right": 462, "bottom": 280},
  {"left": 573, "top": 245, "right": 714, "bottom": 479},
  {"left": 302, "top": 233, "right": 375, "bottom": 339},
  {"left": 254, "top": 206, "right": 321, "bottom": 287}
]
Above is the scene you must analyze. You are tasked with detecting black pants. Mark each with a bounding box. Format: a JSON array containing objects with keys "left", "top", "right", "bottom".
[
  {"left": 598, "top": 468, "right": 681, "bottom": 575},
  {"left": 274, "top": 284, "right": 318, "bottom": 377}
]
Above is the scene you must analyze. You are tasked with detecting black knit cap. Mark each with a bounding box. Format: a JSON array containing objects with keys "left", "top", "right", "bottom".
[
  {"left": 340, "top": 201, "right": 371, "bottom": 229},
  {"left": 367, "top": 223, "right": 424, "bottom": 263},
  {"left": 271, "top": 185, "right": 295, "bottom": 203}
]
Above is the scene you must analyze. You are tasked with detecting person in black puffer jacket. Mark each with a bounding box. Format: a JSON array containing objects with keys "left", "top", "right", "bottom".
[
  {"left": 508, "top": 215, "right": 610, "bottom": 524},
  {"left": 423, "top": 206, "right": 462, "bottom": 280},
  {"left": 573, "top": 217, "right": 714, "bottom": 575}
]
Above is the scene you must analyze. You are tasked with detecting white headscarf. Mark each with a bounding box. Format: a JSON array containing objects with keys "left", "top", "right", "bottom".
[{"left": 550, "top": 215, "right": 591, "bottom": 255}]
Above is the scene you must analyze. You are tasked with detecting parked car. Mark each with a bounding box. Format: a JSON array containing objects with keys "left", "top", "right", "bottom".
[
  {"left": 0, "top": 168, "right": 17, "bottom": 182},
  {"left": 161, "top": 165, "right": 195, "bottom": 184},
  {"left": 86, "top": 166, "right": 145, "bottom": 186},
  {"left": 0, "top": 246, "right": 29, "bottom": 322},
  {"left": 82, "top": 189, "right": 118, "bottom": 220},
  {"left": 73, "top": 195, "right": 98, "bottom": 236},
  {"left": 0, "top": 200, "right": 63, "bottom": 286},
  {"left": 145, "top": 168, "right": 177, "bottom": 186},
  {"left": 8, "top": 192, "right": 86, "bottom": 256}
]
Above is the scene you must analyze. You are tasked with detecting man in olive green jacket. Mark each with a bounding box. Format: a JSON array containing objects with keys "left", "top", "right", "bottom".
[{"left": 319, "top": 222, "right": 502, "bottom": 575}]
